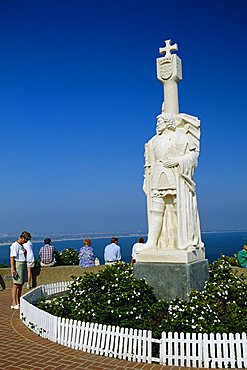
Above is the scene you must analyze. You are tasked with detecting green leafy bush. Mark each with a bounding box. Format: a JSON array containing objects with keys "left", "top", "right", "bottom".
[
  {"left": 56, "top": 248, "right": 79, "bottom": 266},
  {"left": 38, "top": 257, "right": 247, "bottom": 336},
  {"left": 143, "top": 256, "right": 247, "bottom": 336},
  {"left": 224, "top": 253, "right": 239, "bottom": 266},
  {"left": 38, "top": 262, "right": 157, "bottom": 327}
]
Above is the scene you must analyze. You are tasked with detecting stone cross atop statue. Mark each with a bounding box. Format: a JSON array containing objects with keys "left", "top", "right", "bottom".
[
  {"left": 159, "top": 39, "right": 178, "bottom": 60},
  {"left": 156, "top": 39, "right": 182, "bottom": 114}
]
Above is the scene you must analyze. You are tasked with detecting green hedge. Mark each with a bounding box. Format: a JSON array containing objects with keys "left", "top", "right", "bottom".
[
  {"left": 37, "top": 257, "right": 247, "bottom": 336},
  {"left": 56, "top": 247, "right": 79, "bottom": 266}
]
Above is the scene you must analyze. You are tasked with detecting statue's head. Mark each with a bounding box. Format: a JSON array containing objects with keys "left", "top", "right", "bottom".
[{"left": 156, "top": 113, "right": 176, "bottom": 134}]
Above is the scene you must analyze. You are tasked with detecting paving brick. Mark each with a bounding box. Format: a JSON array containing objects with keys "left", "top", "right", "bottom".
[
  {"left": 133, "top": 364, "right": 148, "bottom": 369},
  {"left": 0, "top": 360, "right": 15, "bottom": 368},
  {"left": 0, "top": 288, "right": 188, "bottom": 370}
]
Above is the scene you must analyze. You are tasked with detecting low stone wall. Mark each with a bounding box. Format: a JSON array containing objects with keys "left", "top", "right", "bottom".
[
  {"left": 1, "top": 264, "right": 246, "bottom": 291},
  {"left": 231, "top": 266, "right": 247, "bottom": 279},
  {"left": 0, "top": 265, "right": 105, "bottom": 290}
]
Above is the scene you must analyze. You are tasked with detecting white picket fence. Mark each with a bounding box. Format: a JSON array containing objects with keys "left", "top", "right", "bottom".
[
  {"left": 20, "top": 282, "right": 70, "bottom": 342},
  {"left": 20, "top": 282, "right": 247, "bottom": 368}
]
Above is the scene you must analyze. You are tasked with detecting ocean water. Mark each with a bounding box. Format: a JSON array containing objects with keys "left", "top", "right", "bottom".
[{"left": 1, "top": 231, "right": 247, "bottom": 266}]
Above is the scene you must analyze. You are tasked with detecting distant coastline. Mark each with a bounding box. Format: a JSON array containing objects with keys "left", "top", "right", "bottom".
[
  {"left": 201, "top": 229, "right": 247, "bottom": 234},
  {"left": 1, "top": 229, "right": 247, "bottom": 246},
  {"left": 0, "top": 233, "right": 147, "bottom": 246}
]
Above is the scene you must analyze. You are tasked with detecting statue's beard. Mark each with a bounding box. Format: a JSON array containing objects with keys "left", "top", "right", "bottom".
[
  {"left": 167, "top": 123, "right": 176, "bottom": 130},
  {"left": 157, "top": 122, "right": 175, "bottom": 134}
]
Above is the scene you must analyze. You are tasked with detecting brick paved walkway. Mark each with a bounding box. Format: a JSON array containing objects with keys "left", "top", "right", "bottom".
[{"left": 0, "top": 288, "right": 211, "bottom": 370}]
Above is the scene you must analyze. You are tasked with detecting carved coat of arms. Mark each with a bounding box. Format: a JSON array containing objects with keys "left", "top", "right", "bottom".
[{"left": 157, "top": 58, "right": 173, "bottom": 80}]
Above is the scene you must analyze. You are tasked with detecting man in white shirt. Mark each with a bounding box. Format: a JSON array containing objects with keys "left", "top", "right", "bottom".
[
  {"left": 23, "top": 238, "right": 35, "bottom": 289},
  {"left": 104, "top": 237, "right": 121, "bottom": 265},
  {"left": 10, "top": 231, "right": 31, "bottom": 309}
]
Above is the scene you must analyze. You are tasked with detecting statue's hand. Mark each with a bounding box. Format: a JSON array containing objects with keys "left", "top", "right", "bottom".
[{"left": 162, "top": 159, "right": 178, "bottom": 168}]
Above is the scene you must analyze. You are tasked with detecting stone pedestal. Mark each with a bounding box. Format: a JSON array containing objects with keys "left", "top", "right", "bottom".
[
  {"left": 133, "top": 259, "right": 209, "bottom": 301},
  {"left": 136, "top": 248, "right": 205, "bottom": 263}
]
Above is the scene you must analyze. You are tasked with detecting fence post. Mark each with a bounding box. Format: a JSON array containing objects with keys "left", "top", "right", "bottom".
[{"left": 160, "top": 331, "right": 165, "bottom": 365}]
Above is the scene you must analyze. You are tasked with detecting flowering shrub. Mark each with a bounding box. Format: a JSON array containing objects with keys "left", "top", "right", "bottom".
[
  {"left": 143, "top": 256, "right": 247, "bottom": 336},
  {"left": 38, "top": 262, "right": 157, "bottom": 327},
  {"left": 57, "top": 248, "right": 79, "bottom": 265},
  {"left": 224, "top": 253, "right": 239, "bottom": 266},
  {"left": 37, "top": 257, "right": 247, "bottom": 336}
]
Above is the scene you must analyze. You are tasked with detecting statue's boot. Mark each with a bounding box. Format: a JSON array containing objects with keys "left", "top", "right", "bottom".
[{"left": 136, "top": 209, "right": 163, "bottom": 253}]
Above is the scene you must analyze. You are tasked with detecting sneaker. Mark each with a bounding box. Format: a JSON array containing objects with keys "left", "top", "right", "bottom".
[
  {"left": 11, "top": 304, "right": 20, "bottom": 310},
  {"left": 27, "top": 283, "right": 31, "bottom": 289}
]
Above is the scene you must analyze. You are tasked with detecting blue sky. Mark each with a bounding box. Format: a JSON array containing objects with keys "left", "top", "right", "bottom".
[{"left": 0, "top": 0, "right": 247, "bottom": 234}]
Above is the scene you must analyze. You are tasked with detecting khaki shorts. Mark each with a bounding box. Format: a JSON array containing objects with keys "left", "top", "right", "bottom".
[
  {"left": 27, "top": 261, "right": 35, "bottom": 268},
  {"left": 12, "top": 261, "right": 27, "bottom": 285}
]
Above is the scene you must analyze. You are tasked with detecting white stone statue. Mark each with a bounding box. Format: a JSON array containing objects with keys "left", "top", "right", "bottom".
[
  {"left": 136, "top": 40, "right": 204, "bottom": 262},
  {"left": 142, "top": 112, "right": 203, "bottom": 252}
]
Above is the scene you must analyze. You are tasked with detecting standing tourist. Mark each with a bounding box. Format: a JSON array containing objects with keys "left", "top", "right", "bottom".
[
  {"left": 39, "top": 238, "right": 57, "bottom": 267},
  {"left": 104, "top": 237, "right": 121, "bottom": 265},
  {"left": 79, "top": 239, "right": 95, "bottom": 268},
  {"left": 24, "top": 236, "right": 35, "bottom": 289},
  {"left": 10, "top": 231, "right": 31, "bottom": 309},
  {"left": 237, "top": 244, "right": 247, "bottom": 268},
  {"left": 130, "top": 237, "right": 145, "bottom": 265}
]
